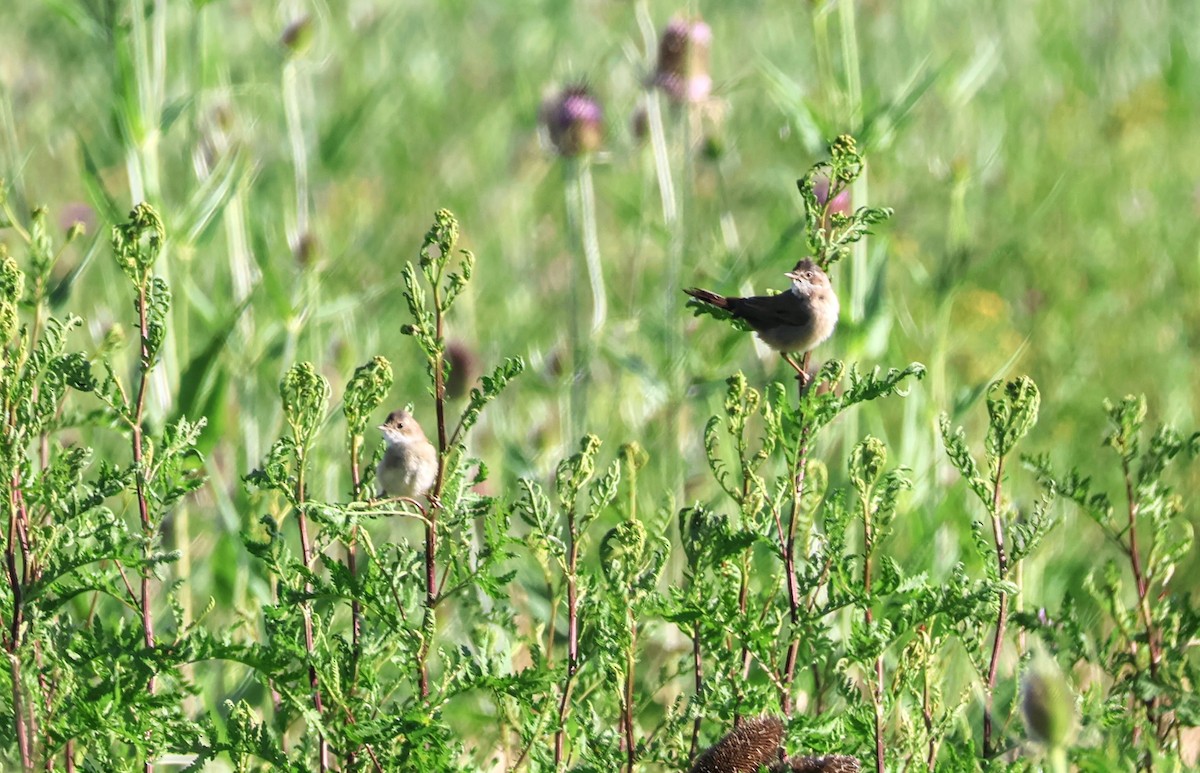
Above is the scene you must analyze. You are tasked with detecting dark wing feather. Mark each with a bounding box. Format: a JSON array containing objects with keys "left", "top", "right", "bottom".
[{"left": 727, "top": 292, "right": 811, "bottom": 329}]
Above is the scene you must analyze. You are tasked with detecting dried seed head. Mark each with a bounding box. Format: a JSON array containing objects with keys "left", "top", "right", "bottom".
[
  {"left": 540, "top": 84, "right": 604, "bottom": 157},
  {"left": 690, "top": 716, "right": 784, "bottom": 773},
  {"left": 1022, "top": 657, "right": 1077, "bottom": 750},
  {"left": 653, "top": 16, "right": 713, "bottom": 104},
  {"left": 777, "top": 754, "right": 862, "bottom": 773}
]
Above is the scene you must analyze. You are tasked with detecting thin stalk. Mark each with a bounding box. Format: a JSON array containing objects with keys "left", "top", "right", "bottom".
[
  {"left": 418, "top": 271, "right": 450, "bottom": 699},
  {"left": 623, "top": 617, "right": 637, "bottom": 773},
  {"left": 689, "top": 619, "right": 703, "bottom": 759},
  {"left": 347, "top": 436, "right": 365, "bottom": 690},
  {"left": 545, "top": 574, "right": 558, "bottom": 667},
  {"left": 121, "top": 0, "right": 176, "bottom": 425},
  {"left": 921, "top": 629, "right": 937, "bottom": 770},
  {"left": 734, "top": 554, "right": 752, "bottom": 714},
  {"left": 553, "top": 508, "right": 580, "bottom": 766},
  {"left": 983, "top": 454, "right": 1008, "bottom": 759},
  {"left": 131, "top": 278, "right": 157, "bottom": 773},
  {"left": 862, "top": 484, "right": 885, "bottom": 773},
  {"left": 293, "top": 454, "right": 328, "bottom": 772},
  {"left": 777, "top": 355, "right": 816, "bottom": 710},
  {"left": 562, "top": 160, "right": 587, "bottom": 442},
  {"left": 8, "top": 653, "right": 30, "bottom": 771},
  {"left": 732, "top": 467, "right": 755, "bottom": 721},
  {"left": 577, "top": 161, "right": 605, "bottom": 333},
  {"left": 639, "top": 53, "right": 678, "bottom": 224},
  {"left": 780, "top": 362, "right": 814, "bottom": 714},
  {"left": 5, "top": 462, "right": 32, "bottom": 771},
  {"left": 1121, "top": 459, "right": 1161, "bottom": 731}
]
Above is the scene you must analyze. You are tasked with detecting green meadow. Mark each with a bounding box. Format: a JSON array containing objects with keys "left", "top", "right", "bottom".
[{"left": 1, "top": 0, "right": 1197, "bottom": 769}]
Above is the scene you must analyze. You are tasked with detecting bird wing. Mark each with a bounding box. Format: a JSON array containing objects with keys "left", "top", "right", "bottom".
[{"left": 728, "top": 292, "right": 811, "bottom": 328}]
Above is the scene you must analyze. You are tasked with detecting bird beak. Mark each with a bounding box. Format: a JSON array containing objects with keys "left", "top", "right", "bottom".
[
  {"left": 377, "top": 424, "right": 387, "bottom": 432},
  {"left": 785, "top": 271, "right": 801, "bottom": 281}
]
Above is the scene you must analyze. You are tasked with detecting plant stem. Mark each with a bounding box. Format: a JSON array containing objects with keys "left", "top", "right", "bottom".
[
  {"left": 781, "top": 356, "right": 814, "bottom": 713},
  {"left": 623, "top": 616, "right": 637, "bottom": 773},
  {"left": 1121, "top": 459, "right": 1161, "bottom": 732},
  {"left": 419, "top": 272, "right": 450, "bottom": 700},
  {"left": 863, "top": 481, "right": 885, "bottom": 773},
  {"left": 293, "top": 452, "right": 328, "bottom": 772},
  {"left": 921, "top": 629, "right": 937, "bottom": 770},
  {"left": 554, "top": 508, "right": 580, "bottom": 766},
  {"left": 564, "top": 159, "right": 597, "bottom": 444},
  {"left": 8, "top": 652, "right": 30, "bottom": 770},
  {"left": 577, "top": 161, "right": 605, "bottom": 333},
  {"left": 983, "top": 454, "right": 1008, "bottom": 759},
  {"left": 347, "top": 437, "right": 364, "bottom": 703},
  {"left": 734, "top": 555, "right": 751, "bottom": 719},
  {"left": 132, "top": 278, "right": 156, "bottom": 773},
  {"left": 690, "top": 619, "right": 703, "bottom": 759}
]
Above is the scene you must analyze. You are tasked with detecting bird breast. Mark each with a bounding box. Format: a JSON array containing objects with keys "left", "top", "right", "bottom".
[
  {"left": 757, "top": 288, "right": 839, "bottom": 353},
  {"left": 377, "top": 440, "right": 437, "bottom": 497}
]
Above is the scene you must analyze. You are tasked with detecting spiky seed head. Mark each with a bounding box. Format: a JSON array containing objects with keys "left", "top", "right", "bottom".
[
  {"left": 690, "top": 716, "right": 784, "bottom": 773},
  {"left": 779, "top": 754, "right": 862, "bottom": 773}
]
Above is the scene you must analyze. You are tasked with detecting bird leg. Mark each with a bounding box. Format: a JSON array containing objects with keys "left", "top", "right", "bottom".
[{"left": 783, "top": 353, "right": 811, "bottom": 388}]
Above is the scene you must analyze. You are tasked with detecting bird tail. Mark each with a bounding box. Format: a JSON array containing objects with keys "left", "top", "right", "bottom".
[{"left": 683, "top": 287, "right": 729, "bottom": 309}]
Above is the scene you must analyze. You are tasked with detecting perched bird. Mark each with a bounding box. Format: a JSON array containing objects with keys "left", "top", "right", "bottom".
[
  {"left": 684, "top": 258, "right": 839, "bottom": 381},
  {"left": 376, "top": 409, "right": 438, "bottom": 499}
]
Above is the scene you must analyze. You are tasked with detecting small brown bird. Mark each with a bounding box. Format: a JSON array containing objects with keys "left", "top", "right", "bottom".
[
  {"left": 376, "top": 409, "right": 438, "bottom": 499},
  {"left": 684, "top": 258, "right": 839, "bottom": 380}
]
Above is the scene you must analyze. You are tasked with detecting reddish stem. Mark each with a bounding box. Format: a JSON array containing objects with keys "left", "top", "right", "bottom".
[
  {"left": 983, "top": 454, "right": 1008, "bottom": 759},
  {"left": 132, "top": 280, "right": 157, "bottom": 773}
]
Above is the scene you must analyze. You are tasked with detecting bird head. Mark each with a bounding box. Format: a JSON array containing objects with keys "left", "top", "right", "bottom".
[
  {"left": 379, "top": 409, "right": 425, "bottom": 446},
  {"left": 785, "top": 259, "right": 830, "bottom": 295}
]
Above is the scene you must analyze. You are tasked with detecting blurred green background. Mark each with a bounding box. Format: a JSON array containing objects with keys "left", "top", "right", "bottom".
[{"left": 2, "top": 0, "right": 1198, "bottom": 641}]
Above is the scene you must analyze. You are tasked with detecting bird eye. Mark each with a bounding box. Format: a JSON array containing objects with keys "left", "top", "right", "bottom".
[{"left": 803, "top": 271, "right": 814, "bottom": 280}]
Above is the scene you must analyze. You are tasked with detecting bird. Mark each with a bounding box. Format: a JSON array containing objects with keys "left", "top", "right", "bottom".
[
  {"left": 376, "top": 409, "right": 438, "bottom": 500},
  {"left": 684, "top": 258, "right": 839, "bottom": 383}
]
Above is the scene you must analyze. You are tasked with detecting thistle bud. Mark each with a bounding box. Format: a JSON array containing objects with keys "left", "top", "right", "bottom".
[
  {"left": 652, "top": 16, "right": 713, "bottom": 104},
  {"left": 630, "top": 103, "right": 649, "bottom": 144},
  {"left": 1021, "top": 656, "right": 1077, "bottom": 750},
  {"left": 690, "top": 716, "right": 783, "bottom": 773},
  {"left": 813, "top": 175, "right": 852, "bottom": 231},
  {"left": 540, "top": 85, "right": 603, "bottom": 157},
  {"left": 445, "top": 340, "right": 480, "bottom": 400},
  {"left": 280, "top": 16, "right": 314, "bottom": 55}
]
